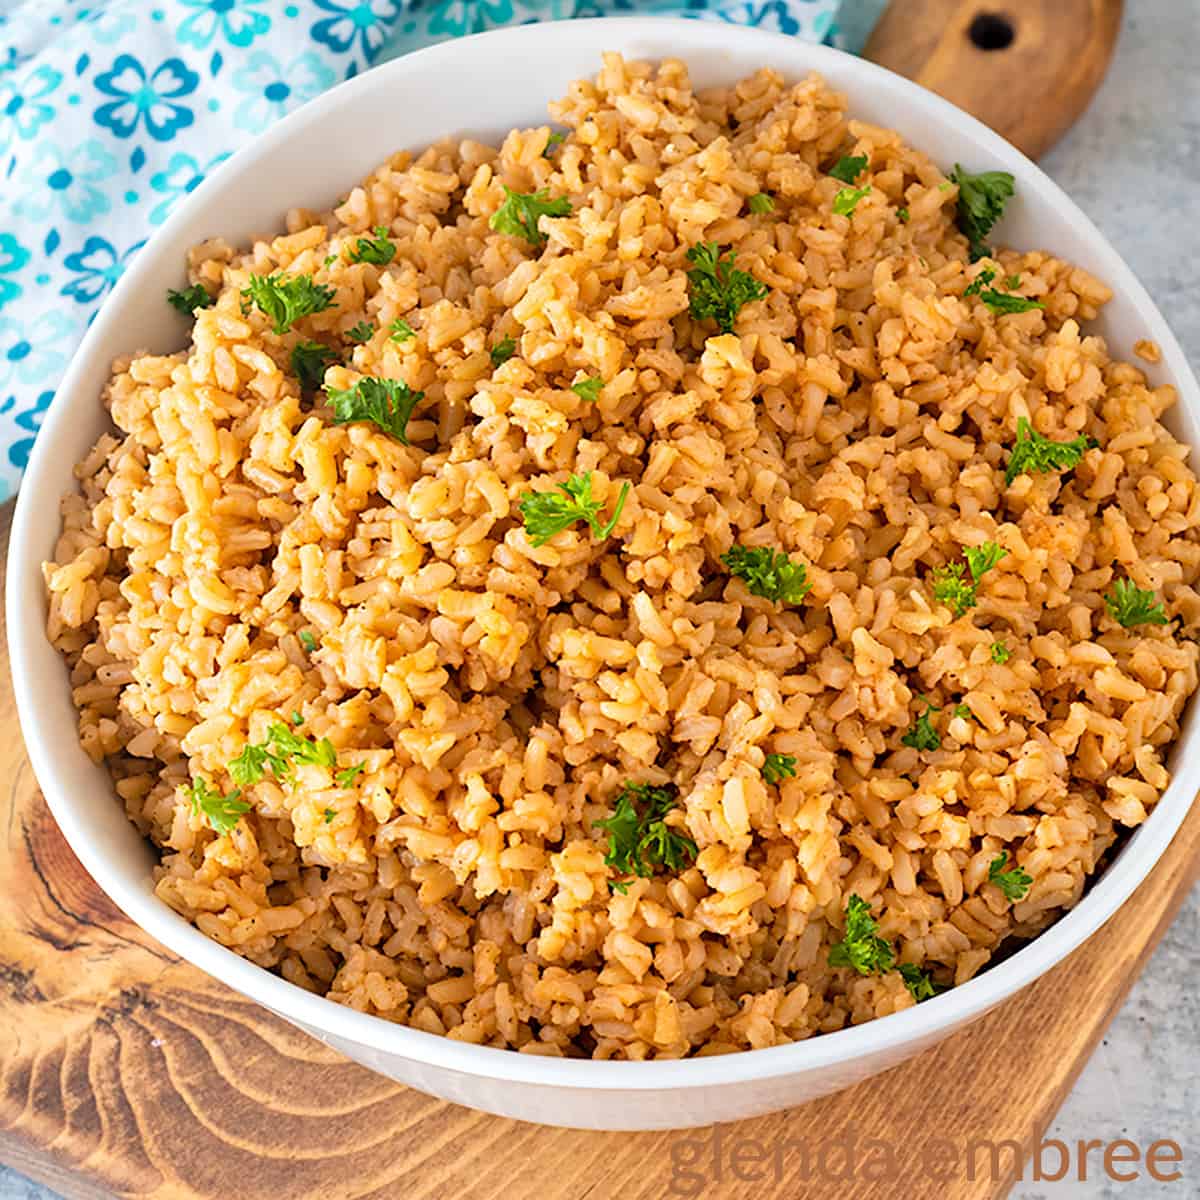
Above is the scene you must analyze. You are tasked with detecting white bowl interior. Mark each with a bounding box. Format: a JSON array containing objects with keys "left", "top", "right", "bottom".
[{"left": 9, "top": 17, "right": 1200, "bottom": 1117}]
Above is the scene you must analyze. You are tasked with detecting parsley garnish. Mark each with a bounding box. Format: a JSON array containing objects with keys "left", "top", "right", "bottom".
[
  {"left": 953, "top": 703, "right": 974, "bottom": 720},
  {"left": 833, "top": 185, "right": 871, "bottom": 217},
  {"left": 830, "top": 154, "right": 867, "bottom": 183},
  {"left": 298, "top": 630, "right": 317, "bottom": 654},
  {"left": 345, "top": 320, "right": 374, "bottom": 343},
  {"left": 721, "top": 544, "right": 812, "bottom": 607},
  {"left": 829, "top": 895, "right": 895, "bottom": 975},
  {"left": 964, "top": 266, "right": 1044, "bottom": 314},
  {"left": 762, "top": 753, "right": 797, "bottom": 786},
  {"left": 229, "top": 720, "right": 337, "bottom": 788},
  {"left": 322, "top": 808, "right": 336, "bottom": 824},
  {"left": 290, "top": 340, "right": 338, "bottom": 392},
  {"left": 389, "top": 317, "right": 416, "bottom": 343},
  {"left": 518, "top": 472, "right": 630, "bottom": 548},
  {"left": 1004, "top": 416, "right": 1093, "bottom": 486},
  {"left": 327, "top": 376, "right": 424, "bottom": 444},
  {"left": 685, "top": 242, "right": 769, "bottom": 334},
  {"left": 748, "top": 192, "right": 775, "bottom": 214},
  {"left": 990, "top": 640, "right": 1011, "bottom": 664},
  {"left": 185, "top": 777, "right": 249, "bottom": 835},
  {"left": 490, "top": 186, "right": 572, "bottom": 246},
  {"left": 241, "top": 272, "right": 337, "bottom": 334},
  {"left": 490, "top": 336, "right": 517, "bottom": 367},
  {"left": 988, "top": 852, "right": 1033, "bottom": 902},
  {"left": 950, "top": 164, "right": 1015, "bottom": 260},
  {"left": 964, "top": 541, "right": 1008, "bottom": 582},
  {"left": 594, "top": 782, "right": 698, "bottom": 892},
  {"left": 896, "top": 206, "right": 910, "bottom": 224},
  {"left": 931, "top": 562, "right": 976, "bottom": 617},
  {"left": 167, "top": 283, "right": 214, "bottom": 316},
  {"left": 898, "top": 963, "right": 937, "bottom": 1002},
  {"left": 901, "top": 703, "right": 941, "bottom": 751},
  {"left": 335, "top": 763, "right": 366, "bottom": 787},
  {"left": 571, "top": 376, "right": 603, "bottom": 402},
  {"left": 348, "top": 226, "right": 395, "bottom": 266},
  {"left": 543, "top": 130, "right": 565, "bottom": 157},
  {"left": 1104, "top": 578, "right": 1168, "bottom": 628}
]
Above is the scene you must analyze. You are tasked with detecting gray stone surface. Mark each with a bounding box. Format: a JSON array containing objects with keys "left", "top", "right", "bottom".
[{"left": 1, "top": 2, "right": 1196, "bottom": 1196}]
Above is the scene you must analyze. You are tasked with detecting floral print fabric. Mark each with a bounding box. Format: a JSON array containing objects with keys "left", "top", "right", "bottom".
[{"left": 0, "top": 0, "right": 845, "bottom": 498}]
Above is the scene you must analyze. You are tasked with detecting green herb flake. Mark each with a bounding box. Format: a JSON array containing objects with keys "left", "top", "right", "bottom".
[
  {"left": 571, "top": 376, "right": 603, "bottom": 402},
  {"left": 335, "top": 762, "right": 366, "bottom": 788},
  {"left": 896, "top": 207, "right": 910, "bottom": 224},
  {"left": 490, "top": 186, "right": 572, "bottom": 247},
  {"left": 964, "top": 541, "right": 1008, "bottom": 582},
  {"left": 685, "top": 242, "right": 769, "bottom": 335},
  {"left": 964, "top": 266, "right": 1045, "bottom": 315},
  {"left": 950, "top": 164, "right": 1015, "bottom": 260},
  {"left": 241, "top": 272, "right": 337, "bottom": 335},
  {"left": 1104, "top": 578, "right": 1168, "bottom": 628},
  {"left": 833, "top": 185, "right": 871, "bottom": 217},
  {"left": 490, "top": 336, "right": 517, "bottom": 367},
  {"left": 1004, "top": 416, "right": 1093, "bottom": 486},
  {"left": 988, "top": 852, "right": 1033, "bottom": 902},
  {"left": 931, "top": 562, "right": 976, "bottom": 618},
  {"left": 721, "top": 544, "right": 812, "bottom": 607},
  {"left": 901, "top": 703, "right": 941, "bottom": 752},
  {"left": 829, "top": 895, "right": 895, "bottom": 975},
  {"left": 595, "top": 782, "right": 698, "bottom": 891},
  {"left": 322, "top": 808, "right": 336, "bottom": 824},
  {"left": 327, "top": 376, "right": 424, "bottom": 445},
  {"left": 748, "top": 192, "right": 775, "bottom": 214},
  {"left": 167, "top": 283, "right": 215, "bottom": 316},
  {"left": 543, "top": 130, "right": 566, "bottom": 157},
  {"left": 348, "top": 226, "right": 395, "bottom": 266},
  {"left": 298, "top": 630, "right": 317, "bottom": 654},
  {"left": 990, "top": 640, "right": 1011, "bottom": 664},
  {"left": 898, "top": 962, "right": 938, "bottom": 1002},
  {"left": 830, "top": 154, "right": 868, "bottom": 183},
  {"left": 389, "top": 317, "right": 416, "bottom": 344},
  {"left": 345, "top": 320, "right": 374, "bottom": 344},
  {"left": 290, "top": 340, "right": 339, "bottom": 392},
  {"left": 953, "top": 703, "right": 973, "bottom": 721},
  {"left": 518, "top": 472, "right": 630, "bottom": 548},
  {"left": 762, "top": 753, "right": 797, "bottom": 786},
  {"left": 185, "top": 777, "right": 250, "bottom": 836}
]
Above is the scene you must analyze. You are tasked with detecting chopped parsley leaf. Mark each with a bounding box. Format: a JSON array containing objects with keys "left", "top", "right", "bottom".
[
  {"left": 518, "top": 472, "right": 630, "bottom": 548},
  {"left": 1004, "top": 416, "right": 1093, "bottom": 486},
  {"left": 167, "top": 283, "right": 214, "bottom": 316},
  {"left": 185, "top": 778, "right": 250, "bottom": 835},
  {"left": 685, "top": 242, "right": 768, "bottom": 334},
  {"left": 348, "top": 226, "right": 395, "bottom": 266},
  {"left": 833, "top": 185, "right": 871, "bottom": 217},
  {"left": 1104, "top": 578, "right": 1168, "bottom": 628},
  {"left": 543, "top": 130, "right": 566, "bottom": 157},
  {"left": 748, "top": 192, "right": 775, "bottom": 214},
  {"left": 830, "top": 154, "right": 868, "bottom": 183},
  {"left": 389, "top": 317, "right": 416, "bottom": 343},
  {"left": 290, "top": 340, "right": 339, "bottom": 392},
  {"left": 990, "top": 640, "right": 1011, "bottom": 664},
  {"left": 829, "top": 895, "right": 895, "bottom": 975},
  {"left": 490, "top": 186, "right": 572, "bottom": 246},
  {"left": 241, "top": 272, "right": 337, "bottom": 334},
  {"left": 964, "top": 266, "right": 1045, "bottom": 315},
  {"left": 322, "top": 808, "right": 336, "bottom": 824},
  {"left": 964, "top": 541, "right": 1008, "bottom": 582},
  {"left": 931, "top": 562, "right": 976, "bottom": 618},
  {"left": 901, "top": 703, "right": 941, "bottom": 751},
  {"left": 327, "top": 376, "right": 424, "bottom": 445},
  {"left": 899, "top": 962, "right": 938, "bottom": 1002},
  {"left": 595, "top": 781, "right": 697, "bottom": 892},
  {"left": 988, "top": 852, "right": 1033, "bottom": 902},
  {"left": 896, "top": 206, "right": 910, "bottom": 224},
  {"left": 490, "top": 336, "right": 517, "bottom": 367},
  {"left": 345, "top": 320, "right": 374, "bottom": 343},
  {"left": 335, "top": 763, "right": 366, "bottom": 788},
  {"left": 298, "top": 630, "right": 317, "bottom": 654},
  {"left": 721, "top": 544, "right": 812, "bottom": 607},
  {"left": 950, "top": 164, "right": 1015, "bottom": 260},
  {"left": 571, "top": 376, "right": 603, "bottom": 402},
  {"left": 762, "top": 753, "right": 797, "bottom": 786},
  {"left": 953, "top": 703, "right": 974, "bottom": 721}
]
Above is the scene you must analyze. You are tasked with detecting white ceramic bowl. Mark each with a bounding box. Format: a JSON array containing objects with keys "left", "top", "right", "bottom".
[{"left": 9, "top": 17, "right": 1200, "bottom": 1132}]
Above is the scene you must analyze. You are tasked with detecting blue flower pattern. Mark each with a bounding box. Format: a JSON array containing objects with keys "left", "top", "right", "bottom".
[{"left": 0, "top": 0, "right": 844, "bottom": 498}]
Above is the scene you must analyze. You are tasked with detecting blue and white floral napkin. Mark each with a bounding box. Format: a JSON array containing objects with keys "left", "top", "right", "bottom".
[{"left": 0, "top": 0, "right": 859, "bottom": 500}]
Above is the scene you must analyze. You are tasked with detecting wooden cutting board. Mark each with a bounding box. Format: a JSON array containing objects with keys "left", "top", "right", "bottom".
[{"left": 0, "top": 6, "right": 1152, "bottom": 1196}]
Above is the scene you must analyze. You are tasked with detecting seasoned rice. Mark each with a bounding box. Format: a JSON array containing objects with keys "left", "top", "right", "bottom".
[{"left": 44, "top": 55, "right": 1200, "bottom": 1058}]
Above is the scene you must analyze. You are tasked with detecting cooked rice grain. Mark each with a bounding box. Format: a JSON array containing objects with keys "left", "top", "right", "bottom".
[{"left": 45, "top": 56, "right": 1200, "bottom": 1058}]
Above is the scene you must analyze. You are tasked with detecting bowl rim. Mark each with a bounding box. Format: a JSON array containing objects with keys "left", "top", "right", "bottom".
[{"left": 10, "top": 15, "right": 1200, "bottom": 1091}]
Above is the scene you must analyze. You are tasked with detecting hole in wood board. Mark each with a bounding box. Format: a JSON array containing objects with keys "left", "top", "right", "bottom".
[{"left": 968, "top": 12, "right": 1016, "bottom": 51}]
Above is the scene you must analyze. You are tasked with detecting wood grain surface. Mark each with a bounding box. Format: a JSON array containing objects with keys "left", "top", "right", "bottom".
[
  {"left": 2, "top": 496, "right": 1200, "bottom": 1200},
  {"left": 865, "top": 0, "right": 1125, "bottom": 160}
]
